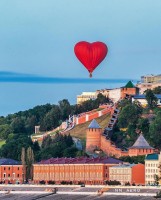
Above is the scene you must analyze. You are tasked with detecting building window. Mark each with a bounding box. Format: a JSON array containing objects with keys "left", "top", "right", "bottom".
[
  {"left": 8, "top": 174, "right": 10, "bottom": 177},
  {"left": 3, "top": 174, "right": 6, "bottom": 178},
  {"left": 17, "top": 174, "right": 19, "bottom": 178},
  {"left": 18, "top": 167, "right": 19, "bottom": 170},
  {"left": 8, "top": 167, "right": 10, "bottom": 170},
  {"left": 4, "top": 167, "right": 6, "bottom": 170}
]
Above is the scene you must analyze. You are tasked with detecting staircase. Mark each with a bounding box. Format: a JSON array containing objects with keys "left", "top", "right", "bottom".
[{"left": 103, "top": 106, "right": 120, "bottom": 138}]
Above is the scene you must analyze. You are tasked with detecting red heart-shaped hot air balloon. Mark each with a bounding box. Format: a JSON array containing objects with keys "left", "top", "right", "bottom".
[{"left": 74, "top": 41, "right": 108, "bottom": 77}]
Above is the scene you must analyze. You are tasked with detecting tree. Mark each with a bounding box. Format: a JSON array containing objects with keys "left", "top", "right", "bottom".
[
  {"left": 41, "top": 135, "right": 52, "bottom": 149},
  {"left": 153, "top": 86, "right": 161, "bottom": 94},
  {"left": 11, "top": 117, "right": 25, "bottom": 133},
  {"left": 33, "top": 141, "right": 40, "bottom": 152},
  {"left": 66, "top": 134, "right": 74, "bottom": 147},
  {"left": 0, "top": 134, "right": 33, "bottom": 160},
  {"left": 133, "top": 100, "right": 143, "bottom": 115},
  {"left": 26, "top": 147, "right": 34, "bottom": 181},
  {"left": 21, "top": 147, "right": 26, "bottom": 183},
  {"left": 137, "top": 118, "right": 149, "bottom": 139},
  {"left": 25, "top": 116, "right": 37, "bottom": 134},
  {"left": 0, "top": 116, "right": 6, "bottom": 125},
  {"left": 118, "top": 103, "right": 142, "bottom": 128},
  {"left": 144, "top": 89, "right": 158, "bottom": 109},
  {"left": 149, "top": 111, "right": 161, "bottom": 149},
  {"left": 154, "top": 174, "right": 159, "bottom": 185},
  {"left": 63, "top": 146, "right": 78, "bottom": 157},
  {"left": 126, "top": 123, "right": 138, "bottom": 146},
  {"left": 81, "top": 99, "right": 95, "bottom": 112},
  {"left": 96, "top": 93, "right": 109, "bottom": 105},
  {"left": 59, "top": 99, "right": 71, "bottom": 120},
  {"left": 40, "top": 106, "right": 62, "bottom": 131},
  {"left": 0, "top": 124, "right": 11, "bottom": 139},
  {"left": 119, "top": 155, "right": 145, "bottom": 164},
  {"left": 118, "top": 99, "right": 131, "bottom": 109}
]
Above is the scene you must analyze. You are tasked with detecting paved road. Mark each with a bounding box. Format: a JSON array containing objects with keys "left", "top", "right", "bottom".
[
  {"left": 0, "top": 194, "right": 158, "bottom": 200},
  {"left": 0, "top": 186, "right": 160, "bottom": 200}
]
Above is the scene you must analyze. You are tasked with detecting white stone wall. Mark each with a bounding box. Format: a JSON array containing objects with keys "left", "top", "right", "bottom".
[
  {"left": 108, "top": 88, "right": 121, "bottom": 103},
  {"left": 132, "top": 98, "right": 147, "bottom": 106},
  {"left": 132, "top": 98, "right": 161, "bottom": 106}
]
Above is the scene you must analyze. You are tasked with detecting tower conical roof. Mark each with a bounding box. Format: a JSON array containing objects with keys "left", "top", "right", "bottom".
[
  {"left": 124, "top": 81, "right": 135, "bottom": 88},
  {"left": 88, "top": 119, "right": 101, "bottom": 129},
  {"left": 129, "top": 134, "right": 153, "bottom": 149}
]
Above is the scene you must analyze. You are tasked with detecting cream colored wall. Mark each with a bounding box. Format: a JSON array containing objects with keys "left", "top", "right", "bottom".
[
  {"left": 141, "top": 75, "right": 161, "bottom": 83},
  {"left": 137, "top": 83, "right": 161, "bottom": 94},
  {"left": 145, "top": 160, "right": 159, "bottom": 185},
  {"left": 109, "top": 167, "right": 132, "bottom": 185},
  {"left": 77, "top": 92, "right": 97, "bottom": 104},
  {"left": 96, "top": 89, "right": 110, "bottom": 97}
]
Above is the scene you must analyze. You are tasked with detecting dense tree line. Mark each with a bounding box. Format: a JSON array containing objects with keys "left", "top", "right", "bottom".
[
  {"left": 113, "top": 89, "right": 161, "bottom": 150},
  {"left": 0, "top": 93, "right": 109, "bottom": 137},
  {"left": 119, "top": 155, "right": 145, "bottom": 164},
  {"left": 38, "top": 133, "right": 84, "bottom": 160},
  {"left": 0, "top": 94, "right": 108, "bottom": 161},
  {"left": 0, "top": 131, "right": 84, "bottom": 162},
  {"left": 152, "top": 86, "right": 161, "bottom": 94},
  {"left": 0, "top": 133, "right": 40, "bottom": 161}
]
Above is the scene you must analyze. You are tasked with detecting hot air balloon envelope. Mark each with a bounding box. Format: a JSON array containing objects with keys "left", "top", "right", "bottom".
[{"left": 74, "top": 41, "right": 108, "bottom": 77}]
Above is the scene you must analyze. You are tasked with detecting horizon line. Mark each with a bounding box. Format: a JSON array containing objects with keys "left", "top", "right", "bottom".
[{"left": 0, "top": 71, "right": 138, "bottom": 84}]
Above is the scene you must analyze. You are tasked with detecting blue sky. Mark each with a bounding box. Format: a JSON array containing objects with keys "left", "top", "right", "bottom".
[{"left": 0, "top": 0, "right": 161, "bottom": 115}]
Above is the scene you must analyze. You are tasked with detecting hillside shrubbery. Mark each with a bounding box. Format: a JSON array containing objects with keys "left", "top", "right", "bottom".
[
  {"left": 114, "top": 90, "right": 161, "bottom": 150},
  {"left": 0, "top": 94, "right": 109, "bottom": 161}
]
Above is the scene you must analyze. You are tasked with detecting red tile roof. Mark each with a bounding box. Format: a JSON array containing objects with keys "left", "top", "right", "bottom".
[{"left": 37, "top": 157, "right": 123, "bottom": 165}]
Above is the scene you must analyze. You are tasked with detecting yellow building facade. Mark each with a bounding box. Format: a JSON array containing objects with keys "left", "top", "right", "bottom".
[{"left": 77, "top": 92, "right": 97, "bottom": 104}]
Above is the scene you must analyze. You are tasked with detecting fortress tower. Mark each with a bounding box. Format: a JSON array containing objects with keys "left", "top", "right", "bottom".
[
  {"left": 86, "top": 120, "right": 155, "bottom": 157},
  {"left": 128, "top": 134, "right": 154, "bottom": 156},
  {"left": 121, "top": 81, "right": 139, "bottom": 99},
  {"left": 86, "top": 119, "right": 102, "bottom": 152}
]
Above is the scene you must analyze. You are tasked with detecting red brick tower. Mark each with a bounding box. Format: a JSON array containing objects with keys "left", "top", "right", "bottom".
[
  {"left": 86, "top": 119, "right": 102, "bottom": 152},
  {"left": 128, "top": 134, "right": 154, "bottom": 156},
  {"left": 121, "top": 81, "right": 139, "bottom": 99}
]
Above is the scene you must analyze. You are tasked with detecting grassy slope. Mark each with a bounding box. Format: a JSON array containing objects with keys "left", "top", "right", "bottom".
[
  {"left": 65, "top": 113, "right": 110, "bottom": 140},
  {"left": 0, "top": 140, "right": 5, "bottom": 147}
]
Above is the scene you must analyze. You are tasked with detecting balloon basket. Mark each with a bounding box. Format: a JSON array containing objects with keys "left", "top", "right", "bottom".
[{"left": 89, "top": 73, "right": 92, "bottom": 78}]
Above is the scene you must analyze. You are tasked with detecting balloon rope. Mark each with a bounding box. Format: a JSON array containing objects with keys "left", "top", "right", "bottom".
[{"left": 89, "top": 72, "right": 92, "bottom": 78}]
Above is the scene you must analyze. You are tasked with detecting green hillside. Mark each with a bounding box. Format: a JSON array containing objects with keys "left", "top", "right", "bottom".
[{"left": 65, "top": 113, "right": 111, "bottom": 140}]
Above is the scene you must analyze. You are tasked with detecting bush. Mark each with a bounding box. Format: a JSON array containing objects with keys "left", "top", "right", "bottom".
[
  {"left": 60, "top": 181, "right": 67, "bottom": 185},
  {"left": 78, "top": 181, "right": 85, "bottom": 185},
  {"left": 106, "top": 180, "right": 121, "bottom": 185},
  {"left": 125, "top": 182, "right": 130, "bottom": 186},
  {"left": 39, "top": 180, "right": 45, "bottom": 184},
  {"left": 48, "top": 180, "right": 55, "bottom": 185}
]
